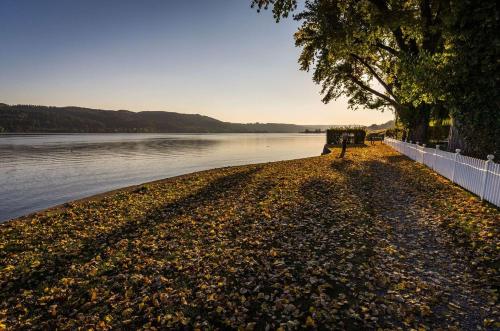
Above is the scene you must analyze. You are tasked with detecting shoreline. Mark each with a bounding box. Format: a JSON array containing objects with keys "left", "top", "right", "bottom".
[
  {"left": 0, "top": 132, "right": 327, "bottom": 223},
  {"left": 4, "top": 155, "right": 321, "bottom": 225},
  {"left": 1, "top": 144, "right": 498, "bottom": 329},
  {"left": 5, "top": 166, "right": 230, "bottom": 224}
]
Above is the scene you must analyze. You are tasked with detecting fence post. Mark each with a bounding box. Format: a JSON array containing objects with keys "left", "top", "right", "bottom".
[
  {"left": 480, "top": 155, "right": 495, "bottom": 200},
  {"left": 433, "top": 145, "right": 440, "bottom": 170},
  {"left": 451, "top": 149, "right": 461, "bottom": 183},
  {"left": 416, "top": 142, "right": 421, "bottom": 161},
  {"left": 422, "top": 144, "right": 426, "bottom": 163}
]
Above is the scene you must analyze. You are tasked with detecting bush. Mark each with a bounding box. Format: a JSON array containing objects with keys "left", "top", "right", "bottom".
[
  {"left": 385, "top": 128, "right": 403, "bottom": 139},
  {"left": 366, "top": 131, "right": 385, "bottom": 141},
  {"left": 427, "top": 125, "right": 450, "bottom": 142},
  {"left": 326, "top": 128, "right": 366, "bottom": 145}
]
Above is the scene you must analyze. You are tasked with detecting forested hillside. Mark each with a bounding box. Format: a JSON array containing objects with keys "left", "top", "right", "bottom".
[
  {"left": 366, "top": 120, "right": 395, "bottom": 131},
  {"left": 0, "top": 104, "right": 333, "bottom": 133}
]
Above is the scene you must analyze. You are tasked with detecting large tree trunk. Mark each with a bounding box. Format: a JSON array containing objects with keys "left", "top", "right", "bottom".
[
  {"left": 447, "top": 116, "right": 480, "bottom": 156},
  {"left": 447, "top": 117, "right": 465, "bottom": 152}
]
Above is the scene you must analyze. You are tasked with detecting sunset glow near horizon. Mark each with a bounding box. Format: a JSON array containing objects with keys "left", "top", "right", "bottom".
[{"left": 0, "top": 0, "right": 394, "bottom": 125}]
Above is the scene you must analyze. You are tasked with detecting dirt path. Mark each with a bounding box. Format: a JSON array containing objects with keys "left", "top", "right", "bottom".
[{"left": 355, "top": 153, "right": 498, "bottom": 329}]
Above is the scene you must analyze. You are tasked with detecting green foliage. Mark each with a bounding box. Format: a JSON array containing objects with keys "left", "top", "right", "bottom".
[
  {"left": 427, "top": 125, "right": 451, "bottom": 142},
  {"left": 385, "top": 128, "right": 405, "bottom": 140},
  {"left": 252, "top": 0, "right": 498, "bottom": 155},
  {"left": 252, "top": 0, "right": 449, "bottom": 142},
  {"left": 418, "top": 0, "right": 499, "bottom": 157},
  {"left": 390, "top": 0, "right": 499, "bottom": 156},
  {"left": 254, "top": 0, "right": 429, "bottom": 103},
  {"left": 251, "top": 0, "right": 298, "bottom": 21},
  {"left": 292, "top": 0, "right": 402, "bottom": 109}
]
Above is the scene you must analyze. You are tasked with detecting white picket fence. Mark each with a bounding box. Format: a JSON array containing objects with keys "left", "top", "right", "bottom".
[{"left": 384, "top": 137, "right": 500, "bottom": 207}]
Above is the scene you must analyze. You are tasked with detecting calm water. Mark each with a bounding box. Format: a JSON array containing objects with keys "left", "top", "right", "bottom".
[{"left": 0, "top": 133, "right": 325, "bottom": 222}]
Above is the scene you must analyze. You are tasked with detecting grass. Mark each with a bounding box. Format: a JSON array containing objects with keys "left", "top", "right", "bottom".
[{"left": 0, "top": 144, "right": 498, "bottom": 330}]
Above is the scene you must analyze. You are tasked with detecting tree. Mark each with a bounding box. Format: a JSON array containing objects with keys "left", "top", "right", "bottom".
[
  {"left": 252, "top": 0, "right": 454, "bottom": 143},
  {"left": 253, "top": 0, "right": 498, "bottom": 156},
  {"left": 446, "top": 0, "right": 499, "bottom": 158},
  {"left": 398, "top": 0, "right": 499, "bottom": 157}
]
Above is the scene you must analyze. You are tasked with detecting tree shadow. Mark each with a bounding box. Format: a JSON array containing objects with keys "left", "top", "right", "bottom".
[
  {"left": 300, "top": 178, "right": 336, "bottom": 202},
  {"left": 296, "top": 174, "right": 382, "bottom": 328},
  {"left": 384, "top": 154, "right": 410, "bottom": 164},
  {"left": 322, "top": 155, "right": 493, "bottom": 328},
  {"left": 1, "top": 167, "right": 263, "bottom": 299},
  {"left": 330, "top": 158, "right": 354, "bottom": 172},
  {"left": 325, "top": 143, "right": 368, "bottom": 148}
]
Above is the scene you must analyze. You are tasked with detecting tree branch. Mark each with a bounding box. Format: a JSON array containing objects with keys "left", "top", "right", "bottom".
[
  {"left": 347, "top": 74, "right": 400, "bottom": 109},
  {"left": 375, "top": 41, "right": 399, "bottom": 56},
  {"left": 350, "top": 54, "right": 399, "bottom": 103},
  {"left": 367, "top": 0, "right": 418, "bottom": 55}
]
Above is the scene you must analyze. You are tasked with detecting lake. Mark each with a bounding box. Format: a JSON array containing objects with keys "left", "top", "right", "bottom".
[{"left": 0, "top": 133, "right": 325, "bottom": 222}]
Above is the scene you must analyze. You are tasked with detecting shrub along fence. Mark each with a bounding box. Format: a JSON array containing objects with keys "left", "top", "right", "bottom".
[
  {"left": 326, "top": 128, "right": 366, "bottom": 145},
  {"left": 384, "top": 137, "right": 500, "bottom": 207},
  {"left": 427, "top": 125, "right": 451, "bottom": 141}
]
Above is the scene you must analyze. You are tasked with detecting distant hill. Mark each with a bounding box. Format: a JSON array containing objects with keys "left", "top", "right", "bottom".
[
  {"left": 365, "top": 120, "right": 395, "bottom": 131},
  {"left": 0, "top": 104, "right": 391, "bottom": 133}
]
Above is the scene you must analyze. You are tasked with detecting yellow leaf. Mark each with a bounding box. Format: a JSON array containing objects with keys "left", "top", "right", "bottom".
[
  {"left": 49, "top": 304, "right": 57, "bottom": 317},
  {"left": 4, "top": 265, "right": 15, "bottom": 272},
  {"left": 90, "top": 289, "right": 98, "bottom": 301},
  {"left": 122, "top": 308, "right": 133, "bottom": 318},
  {"left": 305, "top": 316, "right": 316, "bottom": 327}
]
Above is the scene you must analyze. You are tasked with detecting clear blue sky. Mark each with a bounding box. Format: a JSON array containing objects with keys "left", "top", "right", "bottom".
[{"left": 0, "top": 0, "right": 393, "bottom": 125}]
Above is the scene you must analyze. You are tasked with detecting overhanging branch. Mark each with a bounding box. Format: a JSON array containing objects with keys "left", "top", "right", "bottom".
[
  {"left": 350, "top": 54, "right": 399, "bottom": 103},
  {"left": 375, "top": 41, "right": 399, "bottom": 56},
  {"left": 347, "top": 74, "right": 400, "bottom": 109}
]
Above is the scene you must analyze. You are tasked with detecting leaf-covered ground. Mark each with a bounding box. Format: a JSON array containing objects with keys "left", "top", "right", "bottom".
[{"left": 0, "top": 144, "right": 498, "bottom": 330}]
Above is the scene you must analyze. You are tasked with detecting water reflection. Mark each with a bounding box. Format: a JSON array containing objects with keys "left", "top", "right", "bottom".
[{"left": 0, "top": 133, "right": 324, "bottom": 222}]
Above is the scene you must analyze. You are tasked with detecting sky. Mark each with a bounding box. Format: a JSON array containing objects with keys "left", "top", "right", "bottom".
[{"left": 0, "top": 0, "right": 394, "bottom": 125}]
